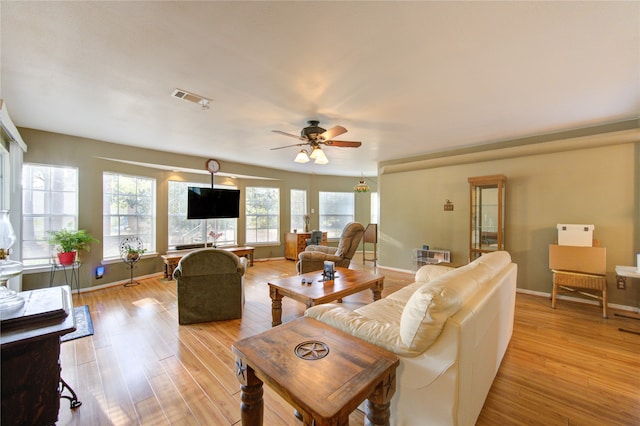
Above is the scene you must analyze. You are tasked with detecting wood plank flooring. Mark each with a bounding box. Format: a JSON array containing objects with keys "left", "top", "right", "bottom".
[{"left": 57, "top": 257, "right": 639, "bottom": 425}]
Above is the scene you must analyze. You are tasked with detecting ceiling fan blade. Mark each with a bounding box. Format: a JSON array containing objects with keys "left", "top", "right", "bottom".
[
  {"left": 323, "top": 140, "right": 362, "bottom": 148},
  {"left": 270, "top": 142, "right": 308, "bottom": 150},
  {"left": 272, "top": 130, "right": 306, "bottom": 141},
  {"left": 321, "top": 125, "right": 347, "bottom": 140}
]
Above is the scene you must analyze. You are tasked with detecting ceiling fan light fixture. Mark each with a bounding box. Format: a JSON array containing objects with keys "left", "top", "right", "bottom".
[
  {"left": 294, "top": 149, "right": 310, "bottom": 163},
  {"left": 309, "top": 146, "right": 320, "bottom": 160},
  {"left": 312, "top": 148, "right": 329, "bottom": 164}
]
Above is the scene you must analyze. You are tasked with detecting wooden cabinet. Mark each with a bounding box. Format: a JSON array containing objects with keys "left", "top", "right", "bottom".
[
  {"left": 1, "top": 286, "right": 76, "bottom": 425},
  {"left": 285, "top": 232, "right": 328, "bottom": 260},
  {"left": 469, "top": 175, "right": 506, "bottom": 261}
]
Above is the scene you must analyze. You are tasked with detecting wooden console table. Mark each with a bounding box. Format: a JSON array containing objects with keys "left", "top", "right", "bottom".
[
  {"left": 161, "top": 246, "right": 255, "bottom": 278},
  {"left": 285, "top": 231, "right": 328, "bottom": 260},
  {"left": 1, "top": 286, "right": 79, "bottom": 425},
  {"left": 232, "top": 317, "right": 399, "bottom": 426}
]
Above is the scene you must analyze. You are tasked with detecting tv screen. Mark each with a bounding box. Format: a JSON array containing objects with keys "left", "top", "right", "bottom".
[{"left": 187, "top": 187, "right": 240, "bottom": 219}]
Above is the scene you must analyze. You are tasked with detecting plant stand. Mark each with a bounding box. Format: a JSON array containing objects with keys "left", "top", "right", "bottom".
[{"left": 119, "top": 237, "right": 143, "bottom": 287}]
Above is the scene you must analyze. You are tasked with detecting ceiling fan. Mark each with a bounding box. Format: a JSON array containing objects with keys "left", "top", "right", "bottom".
[{"left": 271, "top": 120, "right": 362, "bottom": 164}]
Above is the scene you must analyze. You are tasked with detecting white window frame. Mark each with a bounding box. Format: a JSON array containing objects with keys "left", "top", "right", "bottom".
[
  {"left": 245, "top": 186, "right": 280, "bottom": 244},
  {"left": 319, "top": 191, "right": 355, "bottom": 239},
  {"left": 371, "top": 191, "right": 379, "bottom": 224},
  {"left": 103, "top": 172, "right": 156, "bottom": 260},
  {"left": 290, "top": 189, "right": 307, "bottom": 232},
  {"left": 21, "top": 163, "right": 79, "bottom": 267}
]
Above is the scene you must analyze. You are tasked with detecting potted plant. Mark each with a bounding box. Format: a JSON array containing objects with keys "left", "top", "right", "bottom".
[
  {"left": 124, "top": 244, "right": 146, "bottom": 262},
  {"left": 48, "top": 228, "right": 99, "bottom": 265}
]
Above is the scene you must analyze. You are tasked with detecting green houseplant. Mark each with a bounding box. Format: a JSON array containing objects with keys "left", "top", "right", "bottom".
[
  {"left": 123, "top": 244, "right": 146, "bottom": 262},
  {"left": 48, "top": 229, "right": 99, "bottom": 265}
]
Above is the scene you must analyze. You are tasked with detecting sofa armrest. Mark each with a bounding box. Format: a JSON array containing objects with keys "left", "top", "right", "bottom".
[{"left": 305, "top": 304, "right": 420, "bottom": 356}]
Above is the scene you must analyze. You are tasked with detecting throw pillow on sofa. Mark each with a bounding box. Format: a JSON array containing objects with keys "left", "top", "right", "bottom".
[{"left": 399, "top": 282, "right": 462, "bottom": 351}]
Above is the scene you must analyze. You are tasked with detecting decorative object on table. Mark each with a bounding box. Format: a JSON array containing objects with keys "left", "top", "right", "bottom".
[
  {"left": 120, "top": 236, "right": 145, "bottom": 287},
  {"left": 322, "top": 261, "right": 335, "bottom": 280},
  {"left": 209, "top": 230, "right": 223, "bottom": 248},
  {"left": 0, "top": 210, "right": 16, "bottom": 261},
  {"left": 303, "top": 214, "right": 310, "bottom": 232},
  {"left": 47, "top": 228, "right": 98, "bottom": 266},
  {"left": 0, "top": 210, "right": 24, "bottom": 313},
  {"left": 60, "top": 305, "right": 94, "bottom": 342}
]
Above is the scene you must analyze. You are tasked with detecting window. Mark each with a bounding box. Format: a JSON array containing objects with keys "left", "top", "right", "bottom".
[
  {"left": 319, "top": 191, "right": 354, "bottom": 238},
  {"left": 290, "top": 189, "right": 307, "bottom": 232},
  {"left": 22, "top": 164, "right": 78, "bottom": 266},
  {"left": 371, "top": 192, "right": 379, "bottom": 224},
  {"left": 168, "top": 181, "right": 237, "bottom": 248},
  {"left": 103, "top": 173, "right": 156, "bottom": 259},
  {"left": 246, "top": 187, "right": 279, "bottom": 244}
]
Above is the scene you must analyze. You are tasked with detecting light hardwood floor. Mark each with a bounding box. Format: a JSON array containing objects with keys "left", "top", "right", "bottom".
[{"left": 57, "top": 257, "right": 639, "bottom": 425}]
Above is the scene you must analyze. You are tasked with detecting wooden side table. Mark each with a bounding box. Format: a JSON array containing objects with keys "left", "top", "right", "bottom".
[
  {"left": 232, "top": 317, "right": 399, "bottom": 426},
  {"left": 1, "top": 286, "right": 79, "bottom": 425}
]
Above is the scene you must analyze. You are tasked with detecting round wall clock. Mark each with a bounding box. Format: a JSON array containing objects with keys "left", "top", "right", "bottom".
[{"left": 206, "top": 159, "right": 220, "bottom": 173}]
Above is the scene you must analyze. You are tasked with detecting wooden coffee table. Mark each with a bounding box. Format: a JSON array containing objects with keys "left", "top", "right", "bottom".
[
  {"left": 232, "top": 317, "right": 399, "bottom": 426},
  {"left": 268, "top": 267, "right": 384, "bottom": 326}
]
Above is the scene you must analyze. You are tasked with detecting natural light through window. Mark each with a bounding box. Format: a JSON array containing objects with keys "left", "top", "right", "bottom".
[
  {"left": 319, "top": 191, "right": 354, "bottom": 238},
  {"left": 103, "top": 173, "right": 156, "bottom": 259}
]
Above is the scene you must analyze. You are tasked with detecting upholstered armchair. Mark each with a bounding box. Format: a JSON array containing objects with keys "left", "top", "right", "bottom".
[
  {"left": 173, "top": 249, "right": 247, "bottom": 325},
  {"left": 296, "top": 222, "right": 365, "bottom": 274}
]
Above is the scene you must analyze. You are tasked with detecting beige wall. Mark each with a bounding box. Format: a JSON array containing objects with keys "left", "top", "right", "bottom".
[
  {"left": 17, "top": 126, "right": 640, "bottom": 309},
  {"left": 378, "top": 139, "right": 639, "bottom": 307},
  {"left": 19, "top": 128, "right": 376, "bottom": 291}
]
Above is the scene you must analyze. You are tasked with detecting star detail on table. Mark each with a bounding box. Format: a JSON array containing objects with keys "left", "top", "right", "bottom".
[
  {"left": 294, "top": 341, "right": 330, "bottom": 360},
  {"left": 235, "top": 359, "right": 247, "bottom": 382}
]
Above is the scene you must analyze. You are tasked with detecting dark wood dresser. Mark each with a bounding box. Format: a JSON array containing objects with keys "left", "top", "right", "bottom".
[{"left": 1, "top": 286, "right": 76, "bottom": 425}]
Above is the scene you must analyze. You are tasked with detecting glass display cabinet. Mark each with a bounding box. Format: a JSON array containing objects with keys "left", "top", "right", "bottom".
[{"left": 469, "top": 175, "right": 506, "bottom": 261}]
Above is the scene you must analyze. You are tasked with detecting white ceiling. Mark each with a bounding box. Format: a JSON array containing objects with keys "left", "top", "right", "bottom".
[{"left": 1, "top": 1, "right": 638, "bottom": 176}]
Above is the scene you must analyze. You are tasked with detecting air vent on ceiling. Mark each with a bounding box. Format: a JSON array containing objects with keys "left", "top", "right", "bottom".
[{"left": 171, "top": 88, "right": 211, "bottom": 110}]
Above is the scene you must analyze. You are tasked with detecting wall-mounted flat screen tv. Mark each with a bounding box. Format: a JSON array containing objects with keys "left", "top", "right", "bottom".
[{"left": 187, "top": 187, "right": 240, "bottom": 219}]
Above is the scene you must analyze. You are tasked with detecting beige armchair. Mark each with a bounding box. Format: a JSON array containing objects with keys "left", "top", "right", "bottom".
[
  {"left": 173, "top": 248, "right": 247, "bottom": 325},
  {"left": 296, "top": 222, "right": 365, "bottom": 274}
]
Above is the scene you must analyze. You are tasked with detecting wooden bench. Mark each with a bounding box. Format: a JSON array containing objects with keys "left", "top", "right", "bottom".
[{"left": 161, "top": 246, "right": 255, "bottom": 279}]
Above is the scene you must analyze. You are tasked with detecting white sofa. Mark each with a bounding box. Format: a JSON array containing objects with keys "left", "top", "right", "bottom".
[{"left": 305, "top": 251, "right": 517, "bottom": 426}]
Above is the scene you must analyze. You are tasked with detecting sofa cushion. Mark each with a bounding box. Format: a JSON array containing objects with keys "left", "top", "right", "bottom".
[
  {"left": 415, "top": 264, "right": 455, "bottom": 283},
  {"left": 398, "top": 251, "right": 512, "bottom": 351},
  {"left": 305, "top": 304, "right": 407, "bottom": 354},
  {"left": 399, "top": 282, "right": 462, "bottom": 351}
]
